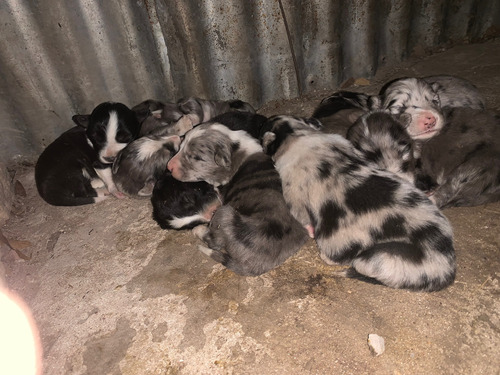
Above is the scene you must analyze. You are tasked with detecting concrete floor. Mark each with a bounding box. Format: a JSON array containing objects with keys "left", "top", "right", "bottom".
[{"left": 2, "top": 39, "right": 500, "bottom": 375}]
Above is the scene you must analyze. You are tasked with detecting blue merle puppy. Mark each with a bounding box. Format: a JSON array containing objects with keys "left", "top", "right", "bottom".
[{"left": 262, "top": 115, "right": 456, "bottom": 291}]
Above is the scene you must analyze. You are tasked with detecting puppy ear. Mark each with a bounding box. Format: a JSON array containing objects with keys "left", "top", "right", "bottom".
[
  {"left": 261, "top": 132, "right": 277, "bottom": 155},
  {"left": 111, "top": 151, "right": 123, "bottom": 174},
  {"left": 214, "top": 145, "right": 231, "bottom": 168},
  {"left": 398, "top": 113, "right": 412, "bottom": 128},
  {"left": 151, "top": 109, "right": 163, "bottom": 119},
  {"left": 72, "top": 114, "right": 90, "bottom": 128},
  {"left": 304, "top": 117, "right": 323, "bottom": 130}
]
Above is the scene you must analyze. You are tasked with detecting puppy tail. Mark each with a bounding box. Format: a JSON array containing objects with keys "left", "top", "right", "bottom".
[{"left": 348, "top": 241, "right": 456, "bottom": 292}]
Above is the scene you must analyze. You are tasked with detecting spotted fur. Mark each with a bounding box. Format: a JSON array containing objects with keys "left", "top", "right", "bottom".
[
  {"left": 262, "top": 115, "right": 456, "bottom": 291},
  {"left": 346, "top": 111, "right": 416, "bottom": 184},
  {"left": 167, "top": 124, "right": 308, "bottom": 275}
]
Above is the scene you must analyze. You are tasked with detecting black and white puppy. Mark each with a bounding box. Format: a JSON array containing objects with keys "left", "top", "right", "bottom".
[
  {"left": 346, "top": 111, "right": 416, "bottom": 184},
  {"left": 415, "top": 107, "right": 500, "bottom": 208},
  {"left": 262, "top": 115, "right": 456, "bottom": 291},
  {"left": 35, "top": 102, "right": 140, "bottom": 206},
  {"left": 150, "top": 111, "right": 268, "bottom": 230},
  {"left": 112, "top": 131, "right": 181, "bottom": 197},
  {"left": 167, "top": 123, "right": 308, "bottom": 276},
  {"left": 151, "top": 172, "right": 220, "bottom": 230}
]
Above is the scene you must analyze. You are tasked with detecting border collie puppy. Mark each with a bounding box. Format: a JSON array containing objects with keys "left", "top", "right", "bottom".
[
  {"left": 112, "top": 132, "right": 181, "bottom": 197},
  {"left": 177, "top": 97, "right": 256, "bottom": 127},
  {"left": 262, "top": 115, "right": 456, "bottom": 291},
  {"left": 35, "top": 102, "right": 140, "bottom": 206},
  {"left": 167, "top": 123, "right": 308, "bottom": 276},
  {"left": 379, "top": 75, "right": 485, "bottom": 141},
  {"left": 151, "top": 172, "right": 220, "bottom": 230},
  {"left": 415, "top": 107, "right": 500, "bottom": 208},
  {"left": 346, "top": 111, "right": 416, "bottom": 184},
  {"left": 132, "top": 99, "right": 186, "bottom": 136},
  {"left": 150, "top": 111, "right": 268, "bottom": 230}
]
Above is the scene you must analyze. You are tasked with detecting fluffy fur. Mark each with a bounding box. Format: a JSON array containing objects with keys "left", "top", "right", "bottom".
[
  {"left": 380, "top": 75, "right": 485, "bottom": 140},
  {"left": 262, "top": 115, "right": 456, "bottom": 291},
  {"left": 112, "top": 132, "right": 181, "bottom": 197},
  {"left": 167, "top": 123, "right": 308, "bottom": 276},
  {"left": 346, "top": 111, "right": 416, "bottom": 184},
  {"left": 132, "top": 97, "right": 255, "bottom": 136},
  {"left": 151, "top": 172, "right": 220, "bottom": 230},
  {"left": 150, "top": 112, "right": 268, "bottom": 230},
  {"left": 35, "top": 102, "right": 140, "bottom": 206}
]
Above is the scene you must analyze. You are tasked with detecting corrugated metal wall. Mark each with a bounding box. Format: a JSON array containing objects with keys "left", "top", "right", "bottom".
[{"left": 1, "top": 0, "right": 499, "bottom": 163}]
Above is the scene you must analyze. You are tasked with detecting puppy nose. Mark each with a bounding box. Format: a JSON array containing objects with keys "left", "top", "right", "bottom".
[{"left": 423, "top": 115, "right": 436, "bottom": 129}]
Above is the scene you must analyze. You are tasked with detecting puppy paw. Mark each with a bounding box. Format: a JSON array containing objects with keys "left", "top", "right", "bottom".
[
  {"left": 112, "top": 191, "right": 128, "bottom": 199},
  {"left": 305, "top": 224, "right": 315, "bottom": 239},
  {"left": 192, "top": 225, "right": 209, "bottom": 239}
]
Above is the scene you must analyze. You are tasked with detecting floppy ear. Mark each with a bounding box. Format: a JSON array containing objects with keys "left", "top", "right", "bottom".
[
  {"left": 304, "top": 117, "right": 323, "bottom": 130},
  {"left": 261, "top": 131, "right": 277, "bottom": 155},
  {"left": 398, "top": 113, "right": 412, "bottom": 128},
  {"left": 72, "top": 114, "right": 90, "bottom": 128},
  {"left": 214, "top": 144, "right": 231, "bottom": 168},
  {"left": 111, "top": 151, "right": 123, "bottom": 174}
]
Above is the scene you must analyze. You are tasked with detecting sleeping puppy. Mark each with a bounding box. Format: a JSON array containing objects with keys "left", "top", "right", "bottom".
[
  {"left": 415, "top": 107, "right": 500, "bottom": 208},
  {"left": 379, "top": 75, "right": 485, "bottom": 141},
  {"left": 134, "top": 97, "right": 256, "bottom": 136},
  {"left": 112, "top": 131, "right": 181, "bottom": 197},
  {"left": 262, "top": 115, "right": 456, "bottom": 291},
  {"left": 132, "top": 99, "right": 187, "bottom": 136},
  {"left": 150, "top": 111, "right": 268, "bottom": 230},
  {"left": 166, "top": 123, "right": 308, "bottom": 276},
  {"left": 151, "top": 172, "right": 220, "bottom": 230},
  {"left": 35, "top": 102, "right": 140, "bottom": 206},
  {"left": 312, "top": 91, "right": 375, "bottom": 135},
  {"left": 346, "top": 111, "right": 416, "bottom": 184},
  {"left": 177, "top": 97, "right": 256, "bottom": 128},
  {"left": 313, "top": 75, "right": 485, "bottom": 140}
]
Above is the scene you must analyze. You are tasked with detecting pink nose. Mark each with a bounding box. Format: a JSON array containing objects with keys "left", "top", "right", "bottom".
[{"left": 423, "top": 114, "right": 436, "bottom": 129}]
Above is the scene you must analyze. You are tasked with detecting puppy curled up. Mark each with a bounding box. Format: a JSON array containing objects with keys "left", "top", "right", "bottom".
[
  {"left": 167, "top": 122, "right": 308, "bottom": 276},
  {"left": 262, "top": 115, "right": 456, "bottom": 291}
]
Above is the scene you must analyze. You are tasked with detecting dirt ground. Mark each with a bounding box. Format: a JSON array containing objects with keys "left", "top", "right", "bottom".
[{"left": 2, "top": 39, "right": 500, "bottom": 375}]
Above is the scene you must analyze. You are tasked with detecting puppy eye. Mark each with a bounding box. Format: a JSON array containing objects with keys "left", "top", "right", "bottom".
[{"left": 116, "top": 130, "right": 131, "bottom": 143}]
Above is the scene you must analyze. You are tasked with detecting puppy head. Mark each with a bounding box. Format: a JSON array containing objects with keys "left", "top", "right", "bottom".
[
  {"left": 131, "top": 99, "right": 166, "bottom": 125},
  {"left": 261, "top": 115, "right": 322, "bottom": 156},
  {"left": 177, "top": 97, "right": 204, "bottom": 126},
  {"left": 74, "top": 102, "right": 140, "bottom": 165},
  {"left": 227, "top": 100, "right": 256, "bottom": 114},
  {"left": 167, "top": 123, "right": 261, "bottom": 185},
  {"left": 381, "top": 78, "right": 444, "bottom": 140}
]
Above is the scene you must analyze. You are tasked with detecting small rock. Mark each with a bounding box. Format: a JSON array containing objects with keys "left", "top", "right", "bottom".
[
  {"left": 367, "top": 333, "right": 385, "bottom": 356},
  {"left": 354, "top": 77, "right": 371, "bottom": 86}
]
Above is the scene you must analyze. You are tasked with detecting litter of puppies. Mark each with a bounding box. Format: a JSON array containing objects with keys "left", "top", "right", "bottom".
[{"left": 34, "top": 76, "right": 500, "bottom": 290}]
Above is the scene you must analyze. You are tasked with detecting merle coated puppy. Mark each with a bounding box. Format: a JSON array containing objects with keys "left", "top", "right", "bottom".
[
  {"left": 35, "top": 102, "right": 140, "bottom": 206},
  {"left": 133, "top": 97, "right": 256, "bottom": 136},
  {"left": 167, "top": 123, "right": 308, "bottom": 276},
  {"left": 112, "top": 132, "right": 181, "bottom": 197},
  {"left": 262, "top": 115, "right": 456, "bottom": 291},
  {"left": 415, "top": 107, "right": 500, "bottom": 208},
  {"left": 346, "top": 111, "right": 416, "bottom": 184},
  {"left": 150, "top": 111, "right": 268, "bottom": 230},
  {"left": 313, "top": 75, "right": 485, "bottom": 139}
]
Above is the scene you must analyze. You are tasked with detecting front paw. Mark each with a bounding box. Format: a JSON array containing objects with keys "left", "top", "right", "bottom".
[{"left": 112, "top": 190, "right": 127, "bottom": 199}]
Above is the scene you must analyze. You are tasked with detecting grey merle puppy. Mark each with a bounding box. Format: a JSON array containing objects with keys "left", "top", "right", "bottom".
[
  {"left": 262, "top": 115, "right": 456, "bottom": 291},
  {"left": 346, "top": 111, "right": 416, "bottom": 184},
  {"left": 167, "top": 122, "right": 308, "bottom": 276}
]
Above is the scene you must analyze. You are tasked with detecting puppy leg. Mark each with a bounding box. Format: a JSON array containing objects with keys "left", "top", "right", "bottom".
[
  {"left": 431, "top": 156, "right": 500, "bottom": 208},
  {"left": 95, "top": 166, "right": 126, "bottom": 199}
]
